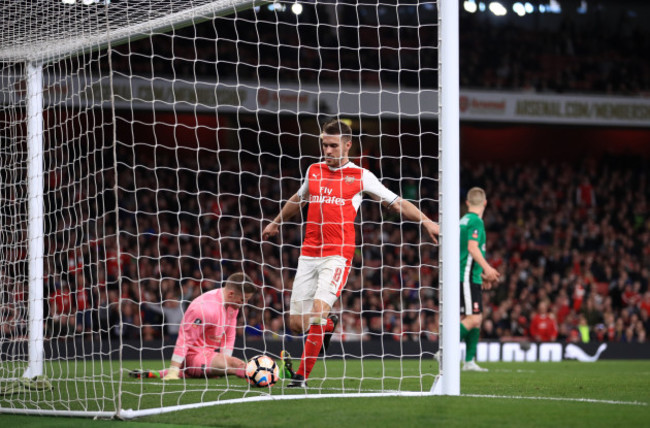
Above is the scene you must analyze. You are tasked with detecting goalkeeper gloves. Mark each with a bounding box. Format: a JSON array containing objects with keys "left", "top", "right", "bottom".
[{"left": 163, "top": 366, "right": 180, "bottom": 380}]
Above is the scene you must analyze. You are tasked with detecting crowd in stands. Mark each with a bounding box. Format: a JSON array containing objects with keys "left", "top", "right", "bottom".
[
  {"left": 472, "top": 157, "right": 649, "bottom": 344},
  {"left": 107, "top": 5, "right": 650, "bottom": 95},
  {"left": 7, "top": 144, "right": 643, "bottom": 347},
  {"left": 2, "top": 5, "right": 649, "bottom": 350},
  {"left": 459, "top": 13, "right": 650, "bottom": 95}
]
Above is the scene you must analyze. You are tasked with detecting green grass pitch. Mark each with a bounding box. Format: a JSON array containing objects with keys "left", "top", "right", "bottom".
[{"left": 1, "top": 359, "right": 648, "bottom": 427}]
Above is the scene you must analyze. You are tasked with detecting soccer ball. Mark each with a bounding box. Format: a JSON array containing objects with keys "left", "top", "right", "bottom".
[{"left": 245, "top": 355, "right": 279, "bottom": 387}]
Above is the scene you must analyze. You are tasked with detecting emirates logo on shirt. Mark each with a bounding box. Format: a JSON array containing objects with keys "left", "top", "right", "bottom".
[
  {"left": 310, "top": 194, "right": 346, "bottom": 206},
  {"left": 310, "top": 186, "right": 345, "bottom": 206}
]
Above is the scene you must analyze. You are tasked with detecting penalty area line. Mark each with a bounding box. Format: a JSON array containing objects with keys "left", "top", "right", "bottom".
[{"left": 463, "top": 393, "right": 647, "bottom": 407}]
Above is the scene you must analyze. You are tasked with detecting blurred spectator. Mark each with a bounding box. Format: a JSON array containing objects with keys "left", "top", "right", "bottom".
[
  {"left": 529, "top": 300, "right": 558, "bottom": 342},
  {"left": 142, "top": 291, "right": 185, "bottom": 344},
  {"left": 577, "top": 315, "right": 591, "bottom": 344},
  {"left": 73, "top": 275, "right": 92, "bottom": 335},
  {"left": 48, "top": 282, "right": 75, "bottom": 338}
]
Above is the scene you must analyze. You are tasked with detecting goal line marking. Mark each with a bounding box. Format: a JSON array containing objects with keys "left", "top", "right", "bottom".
[
  {"left": 119, "top": 377, "right": 649, "bottom": 407},
  {"left": 463, "top": 393, "right": 648, "bottom": 407}
]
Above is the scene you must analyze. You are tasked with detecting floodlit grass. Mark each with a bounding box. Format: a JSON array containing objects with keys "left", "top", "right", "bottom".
[
  {"left": 2, "top": 358, "right": 439, "bottom": 413},
  {"left": 1, "top": 359, "right": 649, "bottom": 427}
]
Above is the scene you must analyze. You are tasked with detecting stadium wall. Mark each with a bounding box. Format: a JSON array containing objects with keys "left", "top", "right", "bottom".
[{"left": 461, "top": 124, "right": 650, "bottom": 162}]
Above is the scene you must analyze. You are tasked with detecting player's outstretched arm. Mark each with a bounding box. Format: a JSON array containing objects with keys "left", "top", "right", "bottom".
[
  {"left": 164, "top": 314, "right": 201, "bottom": 380},
  {"left": 388, "top": 197, "right": 440, "bottom": 243},
  {"left": 262, "top": 192, "right": 305, "bottom": 240}
]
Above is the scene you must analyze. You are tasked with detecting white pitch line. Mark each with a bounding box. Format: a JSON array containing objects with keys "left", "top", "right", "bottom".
[
  {"left": 464, "top": 393, "right": 648, "bottom": 407},
  {"left": 119, "top": 377, "right": 647, "bottom": 406},
  {"left": 492, "top": 369, "right": 537, "bottom": 373}
]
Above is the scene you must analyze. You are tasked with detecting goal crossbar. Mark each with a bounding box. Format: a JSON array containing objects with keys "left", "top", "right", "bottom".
[{"left": 0, "top": 0, "right": 258, "bottom": 63}]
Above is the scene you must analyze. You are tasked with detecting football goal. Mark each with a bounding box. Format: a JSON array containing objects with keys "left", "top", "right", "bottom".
[{"left": 0, "top": 0, "right": 459, "bottom": 419}]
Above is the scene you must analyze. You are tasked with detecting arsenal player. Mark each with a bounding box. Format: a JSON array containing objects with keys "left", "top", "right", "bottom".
[{"left": 262, "top": 119, "right": 439, "bottom": 387}]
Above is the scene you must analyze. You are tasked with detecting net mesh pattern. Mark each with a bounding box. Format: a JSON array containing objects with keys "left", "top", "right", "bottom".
[{"left": 1, "top": 0, "right": 440, "bottom": 416}]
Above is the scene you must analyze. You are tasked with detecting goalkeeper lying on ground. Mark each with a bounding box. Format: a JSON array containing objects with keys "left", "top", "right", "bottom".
[{"left": 129, "top": 272, "right": 293, "bottom": 380}]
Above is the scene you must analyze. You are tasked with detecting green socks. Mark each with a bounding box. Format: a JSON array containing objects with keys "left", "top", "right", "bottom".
[
  {"left": 465, "top": 327, "right": 480, "bottom": 362},
  {"left": 461, "top": 323, "right": 480, "bottom": 361},
  {"left": 460, "top": 323, "right": 469, "bottom": 341}
]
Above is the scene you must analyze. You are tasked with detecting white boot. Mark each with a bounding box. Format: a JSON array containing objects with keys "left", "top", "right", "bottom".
[{"left": 462, "top": 359, "right": 488, "bottom": 372}]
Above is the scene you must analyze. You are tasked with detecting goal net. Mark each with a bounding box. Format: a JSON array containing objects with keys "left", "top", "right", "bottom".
[{"left": 0, "top": 0, "right": 458, "bottom": 418}]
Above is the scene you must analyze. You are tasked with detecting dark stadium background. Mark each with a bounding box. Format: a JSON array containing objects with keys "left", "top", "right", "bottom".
[{"left": 7, "top": 0, "right": 647, "bottom": 361}]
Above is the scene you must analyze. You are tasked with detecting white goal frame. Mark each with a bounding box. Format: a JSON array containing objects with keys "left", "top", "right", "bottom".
[
  {"left": 1, "top": 0, "right": 460, "bottom": 419},
  {"left": 433, "top": 0, "right": 461, "bottom": 396}
]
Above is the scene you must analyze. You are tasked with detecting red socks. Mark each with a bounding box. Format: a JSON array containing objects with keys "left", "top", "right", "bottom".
[
  {"left": 296, "top": 318, "right": 334, "bottom": 379},
  {"left": 325, "top": 317, "right": 334, "bottom": 332}
]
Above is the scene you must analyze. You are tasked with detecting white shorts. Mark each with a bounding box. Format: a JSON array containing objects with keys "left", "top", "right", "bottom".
[{"left": 290, "top": 255, "right": 351, "bottom": 315}]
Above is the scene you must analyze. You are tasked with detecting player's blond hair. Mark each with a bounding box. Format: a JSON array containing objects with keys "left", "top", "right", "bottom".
[
  {"left": 466, "top": 187, "right": 486, "bottom": 207},
  {"left": 224, "top": 272, "right": 256, "bottom": 294}
]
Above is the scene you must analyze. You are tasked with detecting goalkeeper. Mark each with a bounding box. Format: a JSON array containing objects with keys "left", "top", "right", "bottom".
[{"left": 130, "top": 272, "right": 256, "bottom": 380}]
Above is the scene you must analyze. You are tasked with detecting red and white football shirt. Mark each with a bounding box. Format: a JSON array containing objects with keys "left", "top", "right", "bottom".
[{"left": 297, "top": 162, "right": 398, "bottom": 261}]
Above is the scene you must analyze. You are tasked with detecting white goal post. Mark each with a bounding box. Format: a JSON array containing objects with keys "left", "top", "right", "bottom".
[{"left": 0, "top": 0, "right": 459, "bottom": 418}]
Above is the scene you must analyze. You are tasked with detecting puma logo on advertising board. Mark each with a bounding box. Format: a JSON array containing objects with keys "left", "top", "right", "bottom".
[{"left": 564, "top": 343, "right": 607, "bottom": 362}]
